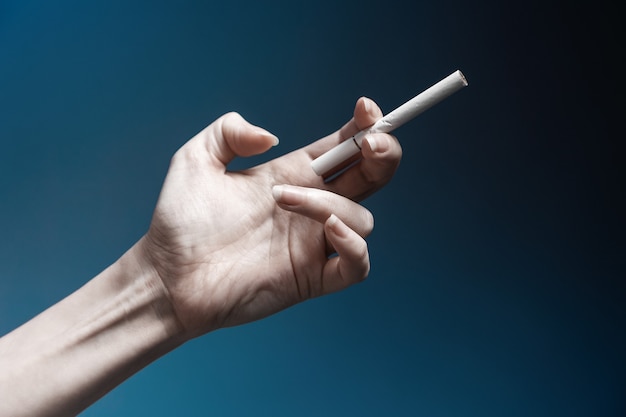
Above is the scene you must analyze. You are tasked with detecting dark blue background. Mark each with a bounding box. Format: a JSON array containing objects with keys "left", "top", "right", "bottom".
[{"left": 1, "top": 0, "right": 623, "bottom": 415}]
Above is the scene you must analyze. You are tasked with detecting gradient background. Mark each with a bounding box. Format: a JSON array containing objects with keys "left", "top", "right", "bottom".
[{"left": 0, "top": 0, "right": 623, "bottom": 415}]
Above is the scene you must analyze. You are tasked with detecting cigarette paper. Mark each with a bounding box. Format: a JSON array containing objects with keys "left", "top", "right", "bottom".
[{"left": 311, "top": 70, "right": 468, "bottom": 176}]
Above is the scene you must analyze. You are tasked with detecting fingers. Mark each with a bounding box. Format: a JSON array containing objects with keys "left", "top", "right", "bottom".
[
  {"left": 300, "top": 97, "right": 402, "bottom": 201},
  {"left": 272, "top": 184, "right": 374, "bottom": 238},
  {"left": 322, "top": 214, "right": 370, "bottom": 294},
  {"left": 177, "top": 112, "right": 279, "bottom": 171},
  {"left": 304, "top": 97, "right": 383, "bottom": 159},
  {"left": 339, "top": 96, "right": 384, "bottom": 140},
  {"left": 325, "top": 132, "right": 402, "bottom": 201},
  {"left": 272, "top": 185, "right": 372, "bottom": 294}
]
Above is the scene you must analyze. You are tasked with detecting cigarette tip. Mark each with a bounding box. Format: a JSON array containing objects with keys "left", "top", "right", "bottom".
[{"left": 456, "top": 70, "right": 469, "bottom": 86}]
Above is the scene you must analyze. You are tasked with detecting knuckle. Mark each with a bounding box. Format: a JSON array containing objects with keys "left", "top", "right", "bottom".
[
  {"left": 216, "top": 112, "right": 244, "bottom": 136},
  {"left": 220, "top": 111, "right": 242, "bottom": 123}
]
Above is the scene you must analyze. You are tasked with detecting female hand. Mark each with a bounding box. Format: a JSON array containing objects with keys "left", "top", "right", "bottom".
[{"left": 144, "top": 97, "right": 402, "bottom": 337}]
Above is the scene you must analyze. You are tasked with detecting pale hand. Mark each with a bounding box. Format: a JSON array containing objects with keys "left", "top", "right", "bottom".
[
  {"left": 0, "top": 97, "right": 401, "bottom": 417},
  {"left": 144, "top": 97, "right": 402, "bottom": 337}
]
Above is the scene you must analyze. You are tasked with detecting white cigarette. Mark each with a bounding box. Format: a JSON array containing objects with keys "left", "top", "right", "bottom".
[{"left": 311, "top": 70, "right": 469, "bottom": 176}]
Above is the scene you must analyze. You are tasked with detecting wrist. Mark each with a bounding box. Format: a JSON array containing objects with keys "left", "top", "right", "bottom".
[
  {"left": 121, "top": 236, "right": 188, "bottom": 343},
  {"left": 0, "top": 238, "right": 189, "bottom": 417}
]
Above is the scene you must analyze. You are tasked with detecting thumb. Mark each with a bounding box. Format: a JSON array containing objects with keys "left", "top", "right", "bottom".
[{"left": 208, "top": 112, "right": 279, "bottom": 168}]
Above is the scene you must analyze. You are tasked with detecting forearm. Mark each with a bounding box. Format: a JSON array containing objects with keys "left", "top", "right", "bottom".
[{"left": 0, "top": 238, "right": 186, "bottom": 417}]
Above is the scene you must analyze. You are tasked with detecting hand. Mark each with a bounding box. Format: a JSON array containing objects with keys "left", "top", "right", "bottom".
[
  {"left": 0, "top": 98, "right": 401, "bottom": 417},
  {"left": 143, "top": 97, "right": 402, "bottom": 337}
]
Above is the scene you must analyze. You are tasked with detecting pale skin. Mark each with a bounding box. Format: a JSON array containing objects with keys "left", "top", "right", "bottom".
[{"left": 0, "top": 97, "right": 402, "bottom": 417}]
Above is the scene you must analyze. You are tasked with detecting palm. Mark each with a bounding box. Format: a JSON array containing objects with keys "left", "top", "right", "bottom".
[
  {"left": 145, "top": 101, "right": 400, "bottom": 336},
  {"left": 147, "top": 144, "right": 327, "bottom": 333}
]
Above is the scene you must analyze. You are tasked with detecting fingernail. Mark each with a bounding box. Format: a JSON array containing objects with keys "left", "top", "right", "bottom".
[
  {"left": 269, "top": 134, "right": 280, "bottom": 146},
  {"left": 272, "top": 184, "right": 305, "bottom": 205},
  {"left": 327, "top": 214, "right": 349, "bottom": 238},
  {"left": 272, "top": 185, "right": 284, "bottom": 201},
  {"left": 363, "top": 97, "right": 371, "bottom": 113},
  {"left": 364, "top": 135, "right": 377, "bottom": 152},
  {"left": 254, "top": 127, "right": 279, "bottom": 146}
]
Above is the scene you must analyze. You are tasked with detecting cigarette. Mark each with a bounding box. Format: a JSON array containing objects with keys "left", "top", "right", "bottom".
[{"left": 311, "top": 70, "right": 469, "bottom": 176}]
